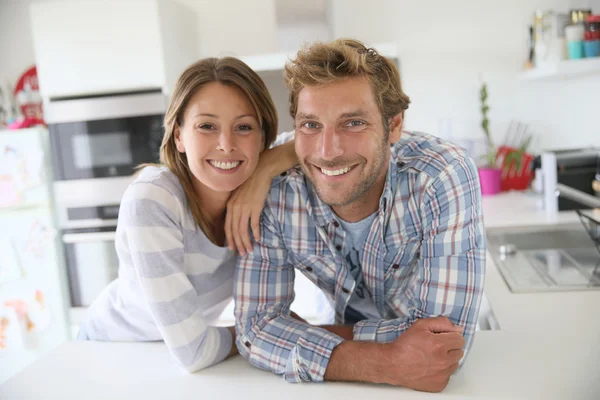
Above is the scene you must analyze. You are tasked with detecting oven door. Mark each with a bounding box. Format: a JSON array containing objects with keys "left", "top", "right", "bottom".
[
  {"left": 62, "top": 227, "right": 119, "bottom": 308},
  {"left": 46, "top": 91, "right": 166, "bottom": 181}
]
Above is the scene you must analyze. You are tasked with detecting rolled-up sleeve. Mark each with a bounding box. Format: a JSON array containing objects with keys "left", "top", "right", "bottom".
[
  {"left": 352, "top": 155, "right": 486, "bottom": 363},
  {"left": 234, "top": 204, "right": 344, "bottom": 382}
]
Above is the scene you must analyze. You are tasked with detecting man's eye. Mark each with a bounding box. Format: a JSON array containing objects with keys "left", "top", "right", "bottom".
[
  {"left": 302, "top": 121, "right": 319, "bottom": 129},
  {"left": 346, "top": 120, "right": 365, "bottom": 127}
]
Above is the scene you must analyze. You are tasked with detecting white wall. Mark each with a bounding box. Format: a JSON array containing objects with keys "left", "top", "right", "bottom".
[
  {"left": 278, "top": 21, "right": 331, "bottom": 52},
  {"left": 0, "top": 0, "right": 35, "bottom": 87},
  {"left": 172, "top": 0, "right": 279, "bottom": 58},
  {"left": 331, "top": 0, "right": 600, "bottom": 152}
]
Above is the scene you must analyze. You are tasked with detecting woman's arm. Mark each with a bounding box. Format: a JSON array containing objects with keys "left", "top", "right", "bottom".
[
  {"left": 225, "top": 136, "right": 297, "bottom": 255},
  {"left": 119, "top": 180, "right": 235, "bottom": 372}
]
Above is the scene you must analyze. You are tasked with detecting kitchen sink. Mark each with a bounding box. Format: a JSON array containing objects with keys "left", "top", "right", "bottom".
[{"left": 487, "top": 223, "right": 600, "bottom": 293}]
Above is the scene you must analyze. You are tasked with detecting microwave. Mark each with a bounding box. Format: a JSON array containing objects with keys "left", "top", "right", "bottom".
[{"left": 46, "top": 90, "right": 166, "bottom": 181}]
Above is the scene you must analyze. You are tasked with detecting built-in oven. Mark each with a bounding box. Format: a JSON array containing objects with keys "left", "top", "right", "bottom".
[
  {"left": 46, "top": 90, "right": 166, "bottom": 181},
  {"left": 45, "top": 90, "right": 167, "bottom": 323},
  {"left": 60, "top": 204, "right": 120, "bottom": 308}
]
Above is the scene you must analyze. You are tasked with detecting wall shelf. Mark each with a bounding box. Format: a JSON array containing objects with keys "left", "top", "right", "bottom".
[
  {"left": 518, "top": 57, "right": 600, "bottom": 81},
  {"left": 240, "top": 42, "right": 398, "bottom": 72}
]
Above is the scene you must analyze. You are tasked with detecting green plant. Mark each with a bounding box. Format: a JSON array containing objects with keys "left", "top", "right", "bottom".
[
  {"left": 504, "top": 134, "right": 533, "bottom": 171},
  {"left": 480, "top": 83, "right": 497, "bottom": 168}
]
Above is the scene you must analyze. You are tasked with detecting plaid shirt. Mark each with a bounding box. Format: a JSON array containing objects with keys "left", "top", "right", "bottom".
[{"left": 234, "top": 131, "right": 486, "bottom": 383}]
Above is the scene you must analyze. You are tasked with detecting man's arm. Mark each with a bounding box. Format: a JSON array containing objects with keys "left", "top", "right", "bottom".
[
  {"left": 234, "top": 204, "right": 344, "bottom": 383},
  {"left": 324, "top": 317, "right": 465, "bottom": 392},
  {"left": 351, "top": 155, "right": 486, "bottom": 361}
]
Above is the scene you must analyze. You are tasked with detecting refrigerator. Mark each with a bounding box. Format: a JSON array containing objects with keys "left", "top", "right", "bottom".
[{"left": 0, "top": 126, "right": 70, "bottom": 383}]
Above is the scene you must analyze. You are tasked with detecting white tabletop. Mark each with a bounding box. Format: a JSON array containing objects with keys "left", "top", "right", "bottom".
[
  {"left": 1, "top": 328, "right": 599, "bottom": 400},
  {"left": 2, "top": 192, "right": 600, "bottom": 399}
]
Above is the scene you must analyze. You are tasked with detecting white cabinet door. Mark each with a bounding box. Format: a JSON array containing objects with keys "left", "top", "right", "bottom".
[{"left": 30, "top": 1, "right": 165, "bottom": 98}]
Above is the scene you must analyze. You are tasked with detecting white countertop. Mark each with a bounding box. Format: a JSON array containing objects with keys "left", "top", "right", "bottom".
[
  {"left": 481, "top": 191, "right": 581, "bottom": 229},
  {"left": 2, "top": 192, "right": 600, "bottom": 399}
]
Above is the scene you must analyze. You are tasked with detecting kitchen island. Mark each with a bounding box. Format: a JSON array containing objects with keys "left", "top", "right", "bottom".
[{"left": 2, "top": 192, "right": 599, "bottom": 399}]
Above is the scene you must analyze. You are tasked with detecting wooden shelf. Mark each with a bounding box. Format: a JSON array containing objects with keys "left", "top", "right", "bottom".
[{"left": 518, "top": 57, "right": 600, "bottom": 81}]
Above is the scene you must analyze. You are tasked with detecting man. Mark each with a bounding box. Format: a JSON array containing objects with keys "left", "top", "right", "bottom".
[{"left": 234, "top": 38, "right": 486, "bottom": 393}]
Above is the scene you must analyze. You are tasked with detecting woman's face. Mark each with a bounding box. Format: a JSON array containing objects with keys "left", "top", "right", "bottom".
[{"left": 174, "top": 82, "right": 264, "bottom": 194}]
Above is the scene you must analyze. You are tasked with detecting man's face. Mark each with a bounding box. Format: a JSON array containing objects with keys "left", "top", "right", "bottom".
[{"left": 294, "top": 76, "right": 402, "bottom": 212}]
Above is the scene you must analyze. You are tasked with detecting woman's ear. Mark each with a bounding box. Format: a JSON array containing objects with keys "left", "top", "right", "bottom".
[
  {"left": 174, "top": 124, "right": 185, "bottom": 153},
  {"left": 388, "top": 113, "right": 403, "bottom": 144}
]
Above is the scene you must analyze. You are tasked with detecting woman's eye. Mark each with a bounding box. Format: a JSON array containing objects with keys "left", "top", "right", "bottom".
[
  {"left": 237, "top": 124, "right": 253, "bottom": 132},
  {"left": 198, "top": 123, "right": 215, "bottom": 130}
]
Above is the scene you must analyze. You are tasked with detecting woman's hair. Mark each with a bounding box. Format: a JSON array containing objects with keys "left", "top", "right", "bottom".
[
  {"left": 160, "top": 57, "right": 278, "bottom": 243},
  {"left": 284, "top": 38, "right": 410, "bottom": 132}
]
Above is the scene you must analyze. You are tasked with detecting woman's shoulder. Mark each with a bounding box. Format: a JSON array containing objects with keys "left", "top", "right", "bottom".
[
  {"left": 120, "top": 166, "right": 187, "bottom": 218},
  {"left": 128, "top": 165, "right": 184, "bottom": 198}
]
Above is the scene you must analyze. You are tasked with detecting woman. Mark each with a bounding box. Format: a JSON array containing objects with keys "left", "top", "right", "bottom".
[{"left": 78, "top": 57, "right": 297, "bottom": 372}]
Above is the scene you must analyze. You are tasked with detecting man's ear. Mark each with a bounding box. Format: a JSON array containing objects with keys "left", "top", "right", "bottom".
[
  {"left": 174, "top": 124, "right": 185, "bottom": 153},
  {"left": 389, "top": 113, "right": 403, "bottom": 144}
]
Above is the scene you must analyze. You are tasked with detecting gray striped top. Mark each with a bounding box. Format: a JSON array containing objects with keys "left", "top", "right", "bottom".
[{"left": 80, "top": 166, "right": 236, "bottom": 372}]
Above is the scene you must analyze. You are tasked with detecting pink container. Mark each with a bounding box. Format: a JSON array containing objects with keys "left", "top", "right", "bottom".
[{"left": 478, "top": 167, "right": 502, "bottom": 196}]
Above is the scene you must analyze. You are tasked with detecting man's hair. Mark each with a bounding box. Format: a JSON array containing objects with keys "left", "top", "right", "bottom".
[{"left": 284, "top": 38, "right": 410, "bottom": 130}]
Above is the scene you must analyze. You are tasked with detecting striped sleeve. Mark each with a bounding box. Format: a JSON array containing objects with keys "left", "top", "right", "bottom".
[
  {"left": 118, "top": 181, "right": 232, "bottom": 372},
  {"left": 352, "top": 156, "right": 486, "bottom": 363}
]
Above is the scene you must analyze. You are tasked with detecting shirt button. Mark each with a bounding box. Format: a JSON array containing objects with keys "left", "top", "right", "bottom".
[
  {"left": 335, "top": 245, "right": 342, "bottom": 251},
  {"left": 342, "top": 288, "right": 350, "bottom": 294},
  {"left": 333, "top": 220, "right": 340, "bottom": 228},
  {"left": 306, "top": 266, "right": 313, "bottom": 272},
  {"left": 392, "top": 264, "right": 400, "bottom": 270},
  {"left": 244, "top": 341, "right": 251, "bottom": 348},
  {"left": 397, "top": 161, "right": 406, "bottom": 168}
]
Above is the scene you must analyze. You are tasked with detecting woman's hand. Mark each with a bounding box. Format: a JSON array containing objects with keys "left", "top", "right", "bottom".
[
  {"left": 225, "top": 167, "right": 272, "bottom": 256},
  {"left": 225, "top": 136, "right": 297, "bottom": 256}
]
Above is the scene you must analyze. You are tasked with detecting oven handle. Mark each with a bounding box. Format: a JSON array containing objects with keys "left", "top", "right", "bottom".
[{"left": 62, "top": 231, "right": 116, "bottom": 243}]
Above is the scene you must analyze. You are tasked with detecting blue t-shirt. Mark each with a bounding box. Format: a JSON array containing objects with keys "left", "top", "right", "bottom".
[{"left": 338, "top": 212, "right": 381, "bottom": 323}]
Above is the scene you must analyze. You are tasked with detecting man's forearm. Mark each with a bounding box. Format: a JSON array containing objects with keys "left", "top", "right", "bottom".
[{"left": 324, "top": 341, "right": 388, "bottom": 383}]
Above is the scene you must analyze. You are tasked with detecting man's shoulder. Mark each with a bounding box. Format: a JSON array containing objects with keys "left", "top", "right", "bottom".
[
  {"left": 393, "top": 131, "right": 475, "bottom": 181},
  {"left": 267, "top": 165, "right": 309, "bottom": 199}
]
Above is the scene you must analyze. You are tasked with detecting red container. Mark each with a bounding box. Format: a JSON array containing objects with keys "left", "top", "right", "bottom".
[
  {"left": 495, "top": 146, "right": 535, "bottom": 191},
  {"left": 585, "top": 15, "right": 600, "bottom": 40}
]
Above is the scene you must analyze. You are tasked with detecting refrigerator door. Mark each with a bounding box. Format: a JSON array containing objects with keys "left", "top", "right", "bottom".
[{"left": 0, "top": 127, "right": 70, "bottom": 383}]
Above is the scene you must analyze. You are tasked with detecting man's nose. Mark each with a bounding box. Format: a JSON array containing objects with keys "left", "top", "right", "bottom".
[{"left": 318, "top": 126, "right": 343, "bottom": 160}]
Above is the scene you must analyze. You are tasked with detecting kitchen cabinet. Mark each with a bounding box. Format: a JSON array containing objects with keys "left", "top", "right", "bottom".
[{"left": 29, "top": 0, "right": 197, "bottom": 99}]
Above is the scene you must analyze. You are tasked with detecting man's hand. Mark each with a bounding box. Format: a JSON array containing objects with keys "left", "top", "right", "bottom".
[
  {"left": 324, "top": 316, "right": 464, "bottom": 392},
  {"left": 383, "top": 316, "right": 465, "bottom": 392}
]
